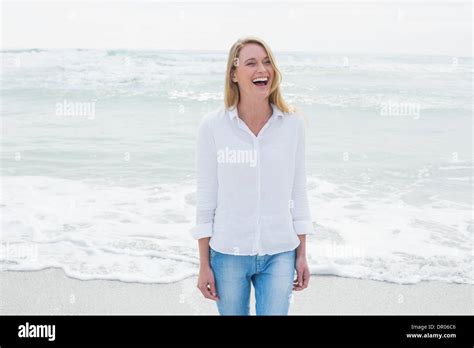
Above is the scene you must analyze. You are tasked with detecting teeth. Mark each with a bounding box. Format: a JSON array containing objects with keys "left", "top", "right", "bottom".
[{"left": 252, "top": 77, "right": 268, "bottom": 83}]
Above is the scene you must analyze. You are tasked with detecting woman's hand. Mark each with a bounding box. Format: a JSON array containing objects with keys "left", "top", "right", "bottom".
[
  {"left": 293, "top": 255, "right": 310, "bottom": 291},
  {"left": 197, "top": 265, "right": 219, "bottom": 301}
]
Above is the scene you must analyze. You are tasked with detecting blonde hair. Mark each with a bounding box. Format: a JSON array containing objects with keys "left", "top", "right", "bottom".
[{"left": 224, "top": 36, "right": 295, "bottom": 114}]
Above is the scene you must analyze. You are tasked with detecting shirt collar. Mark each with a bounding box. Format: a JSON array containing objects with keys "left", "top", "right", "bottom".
[{"left": 227, "top": 103, "right": 284, "bottom": 120}]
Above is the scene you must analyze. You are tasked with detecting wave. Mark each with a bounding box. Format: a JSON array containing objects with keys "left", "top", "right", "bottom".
[{"left": 0, "top": 174, "right": 471, "bottom": 285}]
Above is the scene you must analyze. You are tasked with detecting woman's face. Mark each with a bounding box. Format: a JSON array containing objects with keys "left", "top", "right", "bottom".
[{"left": 233, "top": 43, "right": 274, "bottom": 99}]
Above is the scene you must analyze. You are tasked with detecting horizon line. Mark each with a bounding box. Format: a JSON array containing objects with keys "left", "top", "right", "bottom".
[{"left": 1, "top": 47, "right": 471, "bottom": 58}]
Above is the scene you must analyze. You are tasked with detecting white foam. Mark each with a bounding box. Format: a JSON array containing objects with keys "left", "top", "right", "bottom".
[{"left": 1, "top": 175, "right": 471, "bottom": 285}]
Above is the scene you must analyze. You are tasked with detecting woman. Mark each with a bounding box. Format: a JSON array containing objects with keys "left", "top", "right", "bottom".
[{"left": 190, "top": 36, "right": 314, "bottom": 315}]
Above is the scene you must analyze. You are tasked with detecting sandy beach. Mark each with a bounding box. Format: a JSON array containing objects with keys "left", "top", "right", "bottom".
[{"left": 1, "top": 268, "right": 471, "bottom": 315}]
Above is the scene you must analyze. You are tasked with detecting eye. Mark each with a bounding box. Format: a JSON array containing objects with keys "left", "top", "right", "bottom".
[
  {"left": 247, "top": 62, "right": 256, "bottom": 66},
  {"left": 264, "top": 60, "right": 271, "bottom": 65}
]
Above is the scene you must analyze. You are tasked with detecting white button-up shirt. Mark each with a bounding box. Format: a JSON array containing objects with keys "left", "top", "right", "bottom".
[{"left": 189, "top": 103, "right": 314, "bottom": 256}]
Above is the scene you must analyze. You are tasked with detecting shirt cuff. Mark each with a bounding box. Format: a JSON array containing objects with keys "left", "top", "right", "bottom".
[
  {"left": 293, "top": 220, "right": 314, "bottom": 235},
  {"left": 189, "top": 223, "right": 213, "bottom": 240}
]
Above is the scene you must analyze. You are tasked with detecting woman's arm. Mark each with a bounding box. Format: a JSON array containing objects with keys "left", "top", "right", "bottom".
[
  {"left": 290, "top": 116, "right": 314, "bottom": 237},
  {"left": 296, "top": 234, "right": 307, "bottom": 259},
  {"left": 190, "top": 118, "right": 219, "bottom": 300},
  {"left": 196, "top": 237, "right": 218, "bottom": 301},
  {"left": 198, "top": 237, "right": 211, "bottom": 268},
  {"left": 294, "top": 234, "right": 311, "bottom": 291},
  {"left": 291, "top": 116, "right": 313, "bottom": 291},
  {"left": 189, "top": 118, "right": 218, "bottom": 240}
]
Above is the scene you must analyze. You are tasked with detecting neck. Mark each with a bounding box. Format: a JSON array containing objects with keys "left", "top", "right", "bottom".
[{"left": 237, "top": 96, "right": 272, "bottom": 125}]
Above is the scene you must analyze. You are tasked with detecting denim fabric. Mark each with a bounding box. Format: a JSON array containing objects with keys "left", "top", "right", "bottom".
[{"left": 210, "top": 247, "right": 296, "bottom": 315}]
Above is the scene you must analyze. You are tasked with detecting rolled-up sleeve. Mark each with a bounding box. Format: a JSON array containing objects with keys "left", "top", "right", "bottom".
[
  {"left": 291, "top": 117, "right": 314, "bottom": 235},
  {"left": 189, "top": 118, "right": 218, "bottom": 240}
]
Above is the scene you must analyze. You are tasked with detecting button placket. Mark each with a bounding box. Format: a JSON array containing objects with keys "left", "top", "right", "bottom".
[
  {"left": 254, "top": 137, "right": 261, "bottom": 254},
  {"left": 254, "top": 120, "right": 274, "bottom": 255},
  {"left": 234, "top": 113, "right": 276, "bottom": 255}
]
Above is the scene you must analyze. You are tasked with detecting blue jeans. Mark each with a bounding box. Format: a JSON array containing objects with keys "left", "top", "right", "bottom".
[{"left": 209, "top": 247, "right": 296, "bottom": 315}]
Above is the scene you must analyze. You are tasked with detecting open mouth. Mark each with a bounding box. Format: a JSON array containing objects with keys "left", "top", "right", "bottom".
[{"left": 252, "top": 76, "right": 269, "bottom": 87}]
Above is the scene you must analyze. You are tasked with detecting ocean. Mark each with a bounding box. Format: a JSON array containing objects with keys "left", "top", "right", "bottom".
[{"left": 1, "top": 49, "right": 472, "bottom": 284}]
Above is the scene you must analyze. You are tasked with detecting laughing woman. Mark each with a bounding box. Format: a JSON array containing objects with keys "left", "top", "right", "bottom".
[{"left": 190, "top": 36, "right": 314, "bottom": 315}]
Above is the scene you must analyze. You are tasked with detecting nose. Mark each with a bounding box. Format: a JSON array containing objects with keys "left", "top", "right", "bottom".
[{"left": 257, "top": 62, "right": 267, "bottom": 73}]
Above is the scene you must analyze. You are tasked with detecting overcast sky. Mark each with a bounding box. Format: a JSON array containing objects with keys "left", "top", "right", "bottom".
[{"left": 1, "top": 0, "right": 472, "bottom": 56}]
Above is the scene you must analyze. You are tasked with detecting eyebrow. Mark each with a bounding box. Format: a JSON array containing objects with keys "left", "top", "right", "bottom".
[{"left": 244, "top": 56, "right": 270, "bottom": 63}]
